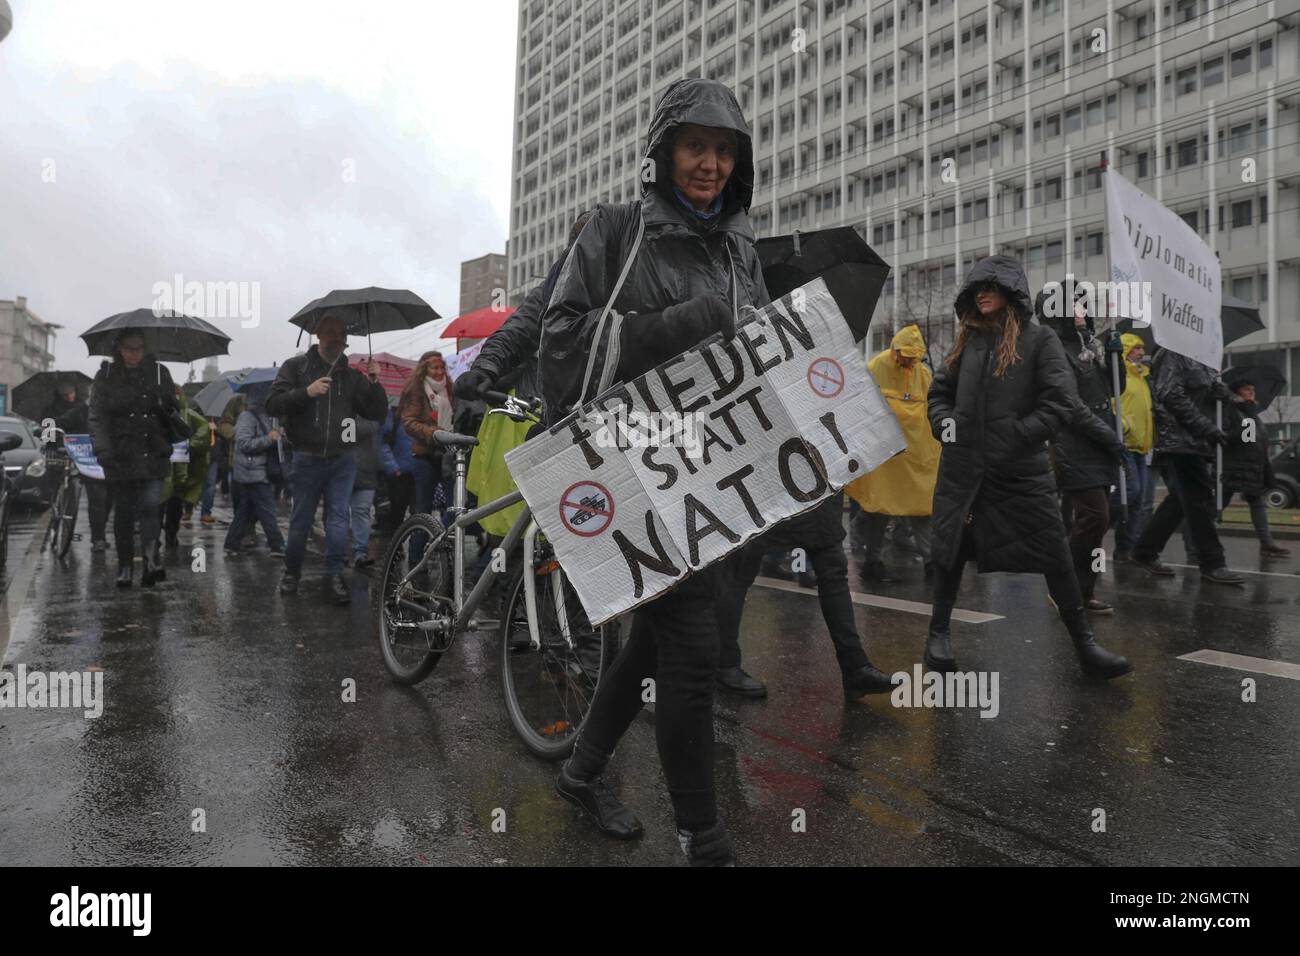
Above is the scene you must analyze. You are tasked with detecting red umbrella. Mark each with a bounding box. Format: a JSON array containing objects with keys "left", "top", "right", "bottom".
[
  {"left": 441, "top": 305, "right": 514, "bottom": 340},
  {"left": 349, "top": 351, "right": 417, "bottom": 398}
]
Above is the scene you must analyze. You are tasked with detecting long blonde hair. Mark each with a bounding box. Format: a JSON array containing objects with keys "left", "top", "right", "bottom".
[{"left": 945, "top": 307, "right": 1023, "bottom": 378}]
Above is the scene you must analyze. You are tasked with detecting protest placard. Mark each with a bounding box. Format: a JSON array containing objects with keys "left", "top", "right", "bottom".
[
  {"left": 505, "top": 278, "right": 906, "bottom": 625},
  {"left": 63, "top": 434, "right": 104, "bottom": 480}
]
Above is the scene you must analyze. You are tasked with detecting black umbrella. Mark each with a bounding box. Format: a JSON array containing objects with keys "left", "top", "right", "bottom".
[
  {"left": 1117, "top": 292, "right": 1266, "bottom": 355},
  {"left": 289, "top": 287, "right": 440, "bottom": 357},
  {"left": 756, "top": 227, "right": 891, "bottom": 343},
  {"left": 1222, "top": 364, "right": 1287, "bottom": 412},
  {"left": 81, "top": 308, "right": 231, "bottom": 364},
  {"left": 11, "top": 370, "right": 92, "bottom": 421}
]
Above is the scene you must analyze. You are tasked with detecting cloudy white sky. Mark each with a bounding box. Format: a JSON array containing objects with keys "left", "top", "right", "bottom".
[{"left": 0, "top": 0, "right": 518, "bottom": 379}]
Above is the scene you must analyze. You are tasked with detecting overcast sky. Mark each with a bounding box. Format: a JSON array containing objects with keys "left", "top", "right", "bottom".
[{"left": 0, "top": 0, "right": 518, "bottom": 379}]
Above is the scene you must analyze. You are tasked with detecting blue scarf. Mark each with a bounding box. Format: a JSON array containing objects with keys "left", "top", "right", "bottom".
[{"left": 672, "top": 186, "right": 723, "bottom": 221}]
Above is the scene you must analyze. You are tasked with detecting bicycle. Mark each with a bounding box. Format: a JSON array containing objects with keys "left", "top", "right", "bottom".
[
  {"left": 374, "top": 391, "right": 618, "bottom": 760},
  {"left": 0, "top": 430, "right": 24, "bottom": 567},
  {"left": 41, "top": 427, "right": 81, "bottom": 560}
]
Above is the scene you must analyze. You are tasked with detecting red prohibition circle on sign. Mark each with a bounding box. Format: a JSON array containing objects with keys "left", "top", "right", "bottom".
[
  {"left": 807, "top": 357, "right": 844, "bottom": 398},
  {"left": 559, "top": 480, "right": 615, "bottom": 537}
]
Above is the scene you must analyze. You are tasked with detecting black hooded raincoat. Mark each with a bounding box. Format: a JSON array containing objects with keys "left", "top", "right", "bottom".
[
  {"left": 539, "top": 78, "right": 770, "bottom": 418},
  {"left": 927, "top": 257, "right": 1078, "bottom": 574}
]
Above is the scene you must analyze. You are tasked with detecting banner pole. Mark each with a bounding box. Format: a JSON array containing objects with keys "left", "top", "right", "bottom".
[
  {"left": 1216, "top": 393, "right": 1224, "bottom": 516},
  {"left": 1111, "top": 344, "right": 1128, "bottom": 521}
]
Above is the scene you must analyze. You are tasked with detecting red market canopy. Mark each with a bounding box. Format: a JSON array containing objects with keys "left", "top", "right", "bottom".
[{"left": 441, "top": 305, "right": 514, "bottom": 340}]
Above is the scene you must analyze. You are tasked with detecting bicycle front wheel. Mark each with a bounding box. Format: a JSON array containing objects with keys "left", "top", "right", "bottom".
[
  {"left": 375, "top": 512, "right": 453, "bottom": 685},
  {"left": 499, "top": 557, "right": 618, "bottom": 761},
  {"left": 55, "top": 480, "right": 80, "bottom": 559}
]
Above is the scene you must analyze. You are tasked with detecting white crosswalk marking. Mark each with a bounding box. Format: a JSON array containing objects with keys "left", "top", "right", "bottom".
[
  {"left": 1178, "top": 649, "right": 1300, "bottom": 681},
  {"left": 753, "top": 575, "right": 1004, "bottom": 624}
]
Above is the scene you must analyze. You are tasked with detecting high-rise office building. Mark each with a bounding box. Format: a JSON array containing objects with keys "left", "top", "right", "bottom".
[
  {"left": 508, "top": 0, "right": 1299, "bottom": 436},
  {"left": 459, "top": 252, "right": 510, "bottom": 315}
]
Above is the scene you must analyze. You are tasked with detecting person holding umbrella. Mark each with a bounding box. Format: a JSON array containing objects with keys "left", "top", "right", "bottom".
[
  {"left": 266, "top": 314, "right": 387, "bottom": 605},
  {"left": 88, "top": 328, "right": 181, "bottom": 587},
  {"left": 923, "top": 257, "right": 1132, "bottom": 680}
]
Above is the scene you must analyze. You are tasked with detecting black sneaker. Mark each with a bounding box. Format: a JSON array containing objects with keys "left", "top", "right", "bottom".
[
  {"left": 715, "top": 666, "right": 767, "bottom": 698},
  {"left": 555, "top": 767, "right": 644, "bottom": 840},
  {"left": 1202, "top": 567, "right": 1244, "bottom": 586},
  {"left": 279, "top": 572, "right": 300, "bottom": 595},
  {"left": 1085, "top": 597, "right": 1114, "bottom": 614},
  {"left": 843, "top": 663, "right": 896, "bottom": 699},
  {"left": 326, "top": 574, "right": 351, "bottom": 605}
]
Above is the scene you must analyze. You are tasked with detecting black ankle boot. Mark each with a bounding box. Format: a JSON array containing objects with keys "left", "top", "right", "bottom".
[
  {"left": 923, "top": 621, "right": 955, "bottom": 673},
  {"left": 116, "top": 563, "right": 133, "bottom": 588},
  {"left": 1061, "top": 606, "right": 1132, "bottom": 679},
  {"left": 140, "top": 552, "right": 157, "bottom": 587},
  {"left": 677, "top": 820, "right": 735, "bottom": 867}
]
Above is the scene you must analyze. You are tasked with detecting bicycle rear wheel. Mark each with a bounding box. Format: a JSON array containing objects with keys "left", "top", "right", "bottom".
[
  {"left": 375, "top": 512, "right": 453, "bottom": 684},
  {"left": 499, "top": 554, "right": 618, "bottom": 761}
]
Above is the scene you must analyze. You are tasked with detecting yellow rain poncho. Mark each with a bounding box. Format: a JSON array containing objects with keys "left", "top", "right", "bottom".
[
  {"left": 846, "top": 325, "right": 939, "bottom": 516},
  {"left": 1115, "top": 332, "right": 1154, "bottom": 455},
  {"left": 466, "top": 390, "right": 532, "bottom": 537}
]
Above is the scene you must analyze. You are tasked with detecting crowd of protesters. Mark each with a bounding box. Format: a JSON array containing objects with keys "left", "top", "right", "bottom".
[{"left": 20, "top": 76, "right": 1292, "bottom": 868}]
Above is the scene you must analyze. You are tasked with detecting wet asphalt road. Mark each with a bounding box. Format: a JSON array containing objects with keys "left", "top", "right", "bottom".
[{"left": 1, "top": 499, "right": 1297, "bottom": 867}]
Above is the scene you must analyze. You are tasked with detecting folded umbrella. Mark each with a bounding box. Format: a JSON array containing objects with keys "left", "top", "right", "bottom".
[
  {"left": 756, "top": 227, "right": 891, "bottom": 343},
  {"left": 1222, "top": 364, "right": 1287, "bottom": 412},
  {"left": 290, "top": 288, "right": 440, "bottom": 358}
]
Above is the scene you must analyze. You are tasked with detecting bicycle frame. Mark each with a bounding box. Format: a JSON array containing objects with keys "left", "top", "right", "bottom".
[{"left": 395, "top": 414, "right": 574, "bottom": 653}]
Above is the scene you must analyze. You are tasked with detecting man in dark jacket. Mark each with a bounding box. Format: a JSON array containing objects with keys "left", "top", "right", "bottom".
[
  {"left": 40, "top": 382, "right": 89, "bottom": 435},
  {"left": 1129, "top": 350, "right": 1243, "bottom": 584},
  {"left": 1209, "top": 380, "right": 1288, "bottom": 558},
  {"left": 1037, "top": 284, "right": 1127, "bottom": 613},
  {"left": 266, "top": 314, "right": 387, "bottom": 604}
]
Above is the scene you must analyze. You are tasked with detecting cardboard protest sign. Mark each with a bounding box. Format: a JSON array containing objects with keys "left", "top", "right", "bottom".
[
  {"left": 63, "top": 434, "right": 105, "bottom": 480},
  {"left": 506, "top": 278, "right": 906, "bottom": 625}
]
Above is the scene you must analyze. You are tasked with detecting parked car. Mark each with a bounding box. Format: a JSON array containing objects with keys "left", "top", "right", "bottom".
[
  {"left": 0, "top": 415, "right": 51, "bottom": 509},
  {"left": 1266, "top": 437, "right": 1300, "bottom": 509}
]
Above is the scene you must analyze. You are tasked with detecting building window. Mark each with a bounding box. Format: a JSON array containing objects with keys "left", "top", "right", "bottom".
[
  {"left": 1231, "top": 276, "right": 1254, "bottom": 301},
  {"left": 1177, "top": 66, "right": 1197, "bottom": 95},
  {"left": 1135, "top": 82, "right": 1150, "bottom": 108},
  {"left": 1177, "top": 138, "right": 1198, "bottom": 168},
  {"left": 1203, "top": 56, "right": 1223, "bottom": 88},
  {"left": 1137, "top": 151, "right": 1149, "bottom": 178},
  {"left": 1259, "top": 39, "right": 1273, "bottom": 69},
  {"left": 1230, "top": 47, "right": 1251, "bottom": 77},
  {"left": 1231, "top": 200, "right": 1252, "bottom": 228},
  {"left": 1066, "top": 106, "right": 1081, "bottom": 133}
]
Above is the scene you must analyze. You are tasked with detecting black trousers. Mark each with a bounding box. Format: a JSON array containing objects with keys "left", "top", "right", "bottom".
[
  {"left": 163, "top": 495, "right": 184, "bottom": 542},
  {"left": 1064, "top": 487, "right": 1110, "bottom": 599},
  {"left": 715, "top": 537, "right": 870, "bottom": 676},
  {"left": 1133, "top": 454, "right": 1225, "bottom": 571},
  {"left": 930, "top": 526, "right": 1083, "bottom": 630},
  {"left": 577, "top": 570, "right": 721, "bottom": 831},
  {"left": 85, "top": 479, "right": 114, "bottom": 543},
  {"left": 386, "top": 472, "right": 415, "bottom": 532},
  {"left": 112, "top": 478, "right": 162, "bottom": 564}
]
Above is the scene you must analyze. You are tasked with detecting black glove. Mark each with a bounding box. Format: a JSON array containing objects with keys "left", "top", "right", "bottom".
[
  {"left": 1104, "top": 333, "right": 1126, "bottom": 356},
  {"left": 455, "top": 367, "right": 493, "bottom": 401},
  {"left": 1207, "top": 427, "right": 1231, "bottom": 448},
  {"left": 661, "top": 293, "right": 735, "bottom": 348},
  {"left": 1209, "top": 379, "right": 1231, "bottom": 401}
]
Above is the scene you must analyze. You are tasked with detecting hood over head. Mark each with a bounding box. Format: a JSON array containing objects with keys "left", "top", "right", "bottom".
[
  {"left": 1034, "top": 276, "right": 1094, "bottom": 338},
  {"left": 953, "top": 256, "right": 1034, "bottom": 324},
  {"left": 644, "top": 78, "right": 755, "bottom": 213},
  {"left": 890, "top": 325, "right": 927, "bottom": 359}
]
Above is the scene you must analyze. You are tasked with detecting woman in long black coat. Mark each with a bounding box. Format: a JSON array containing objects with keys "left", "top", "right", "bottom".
[
  {"left": 924, "top": 257, "right": 1131, "bottom": 680},
  {"left": 1037, "top": 283, "right": 1128, "bottom": 612},
  {"left": 89, "top": 328, "right": 180, "bottom": 587}
]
